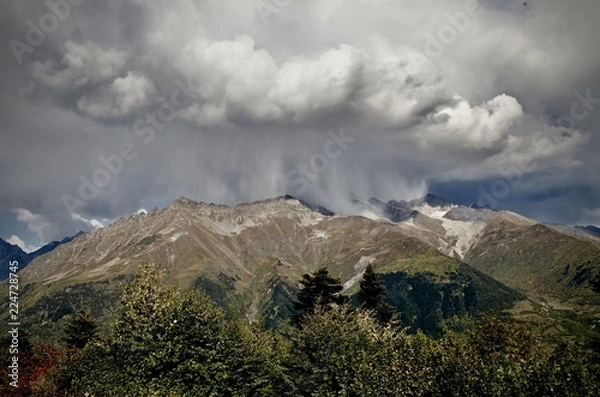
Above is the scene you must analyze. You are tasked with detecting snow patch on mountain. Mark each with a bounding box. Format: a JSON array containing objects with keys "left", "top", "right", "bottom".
[
  {"left": 357, "top": 209, "right": 385, "bottom": 221},
  {"left": 439, "top": 217, "right": 486, "bottom": 258},
  {"left": 412, "top": 203, "right": 456, "bottom": 218},
  {"left": 169, "top": 232, "right": 186, "bottom": 242},
  {"left": 309, "top": 229, "right": 329, "bottom": 240},
  {"left": 399, "top": 204, "right": 486, "bottom": 259},
  {"left": 298, "top": 212, "right": 326, "bottom": 227}
]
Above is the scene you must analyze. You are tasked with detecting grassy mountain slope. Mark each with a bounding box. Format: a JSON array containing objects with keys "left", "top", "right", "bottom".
[
  {"left": 0, "top": 197, "right": 523, "bottom": 341},
  {"left": 465, "top": 223, "right": 600, "bottom": 301}
]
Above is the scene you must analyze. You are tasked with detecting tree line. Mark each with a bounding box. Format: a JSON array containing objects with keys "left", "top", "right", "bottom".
[{"left": 2, "top": 263, "right": 599, "bottom": 396}]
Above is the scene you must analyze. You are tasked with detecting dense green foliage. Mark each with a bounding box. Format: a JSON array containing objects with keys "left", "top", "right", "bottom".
[
  {"left": 465, "top": 223, "right": 600, "bottom": 298},
  {"left": 44, "top": 265, "right": 290, "bottom": 396},
  {"left": 381, "top": 267, "right": 522, "bottom": 336},
  {"left": 192, "top": 273, "right": 238, "bottom": 312},
  {"left": 260, "top": 276, "right": 297, "bottom": 329},
  {"left": 63, "top": 309, "right": 98, "bottom": 349},
  {"left": 3, "top": 278, "right": 123, "bottom": 343},
  {"left": 6, "top": 264, "right": 600, "bottom": 396}
]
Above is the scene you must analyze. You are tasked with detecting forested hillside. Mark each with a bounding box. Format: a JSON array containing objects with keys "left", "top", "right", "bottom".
[{"left": 2, "top": 264, "right": 598, "bottom": 396}]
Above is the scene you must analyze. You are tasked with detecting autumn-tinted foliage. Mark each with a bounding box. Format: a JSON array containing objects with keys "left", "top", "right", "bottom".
[
  {"left": 7, "top": 264, "right": 600, "bottom": 396},
  {"left": 0, "top": 332, "right": 65, "bottom": 396}
]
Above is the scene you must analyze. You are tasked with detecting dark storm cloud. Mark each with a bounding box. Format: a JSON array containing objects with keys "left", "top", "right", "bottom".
[{"left": 1, "top": 0, "right": 599, "bottom": 247}]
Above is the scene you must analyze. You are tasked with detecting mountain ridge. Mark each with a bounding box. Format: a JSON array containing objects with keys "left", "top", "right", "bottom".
[
  {"left": 2, "top": 194, "right": 599, "bottom": 341},
  {"left": 1, "top": 194, "right": 527, "bottom": 339}
]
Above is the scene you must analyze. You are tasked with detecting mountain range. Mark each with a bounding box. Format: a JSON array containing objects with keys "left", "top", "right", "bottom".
[
  {"left": 1, "top": 194, "right": 599, "bottom": 340},
  {"left": 0, "top": 232, "right": 83, "bottom": 280}
]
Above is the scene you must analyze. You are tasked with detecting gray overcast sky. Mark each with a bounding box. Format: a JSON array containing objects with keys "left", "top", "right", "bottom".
[{"left": 1, "top": 0, "right": 599, "bottom": 251}]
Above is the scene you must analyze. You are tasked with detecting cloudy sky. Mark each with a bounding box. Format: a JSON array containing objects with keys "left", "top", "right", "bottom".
[{"left": 1, "top": 0, "right": 599, "bottom": 251}]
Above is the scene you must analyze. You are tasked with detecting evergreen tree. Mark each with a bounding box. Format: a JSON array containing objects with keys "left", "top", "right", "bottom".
[
  {"left": 292, "top": 268, "right": 348, "bottom": 326},
  {"left": 63, "top": 308, "right": 98, "bottom": 349},
  {"left": 357, "top": 264, "right": 394, "bottom": 323}
]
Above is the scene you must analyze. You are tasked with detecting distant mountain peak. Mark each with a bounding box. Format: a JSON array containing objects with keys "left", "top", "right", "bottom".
[
  {"left": 168, "top": 195, "right": 335, "bottom": 218},
  {"left": 469, "top": 203, "right": 496, "bottom": 211},
  {"left": 0, "top": 237, "right": 27, "bottom": 254},
  {"left": 295, "top": 198, "right": 335, "bottom": 217},
  {"left": 172, "top": 196, "right": 213, "bottom": 206},
  {"left": 575, "top": 225, "right": 600, "bottom": 238},
  {"left": 280, "top": 194, "right": 298, "bottom": 201},
  {"left": 170, "top": 196, "right": 229, "bottom": 211},
  {"left": 409, "top": 193, "right": 453, "bottom": 208},
  {"left": 173, "top": 196, "right": 196, "bottom": 206},
  {"left": 0, "top": 231, "right": 83, "bottom": 280},
  {"left": 357, "top": 193, "right": 455, "bottom": 223}
]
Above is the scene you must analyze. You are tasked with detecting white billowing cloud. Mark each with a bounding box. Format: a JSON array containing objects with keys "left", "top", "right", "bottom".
[
  {"left": 30, "top": 41, "right": 127, "bottom": 90},
  {"left": 69, "top": 212, "right": 105, "bottom": 230},
  {"left": 422, "top": 114, "right": 590, "bottom": 183},
  {"left": 20, "top": 3, "right": 592, "bottom": 169},
  {"left": 420, "top": 94, "right": 523, "bottom": 150},
  {"left": 178, "top": 37, "right": 440, "bottom": 126},
  {"left": 2, "top": 0, "right": 600, "bottom": 245},
  {"left": 29, "top": 41, "right": 155, "bottom": 120},
  {"left": 6, "top": 235, "right": 38, "bottom": 253},
  {"left": 77, "top": 71, "right": 156, "bottom": 119},
  {"left": 12, "top": 208, "right": 52, "bottom": 243},
  {"left": 355, "top": 47, "right": 443, "bottom": 127},
  {"left": 178, "top": 35, "right": 280, "bottom": 125},
  {"left": 270, "top": 44, "right": 365, "bottom": 121},
  {"left": 90, "top": 219, "right": 105, "bottom": 229},
  {"left": 171, "top": 35, "right": 586, "bottom": 179}
]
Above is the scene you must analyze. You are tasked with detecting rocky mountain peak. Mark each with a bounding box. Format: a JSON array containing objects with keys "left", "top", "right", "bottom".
[
  {"left": 408, "top": 193, "right": 454, "bottom": 208},
  {"left": 170, "top": 196, "right": 228, "bottom": 210},
  {"left": 172, "top": 196, "right": 196, "bottom": 207}
]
